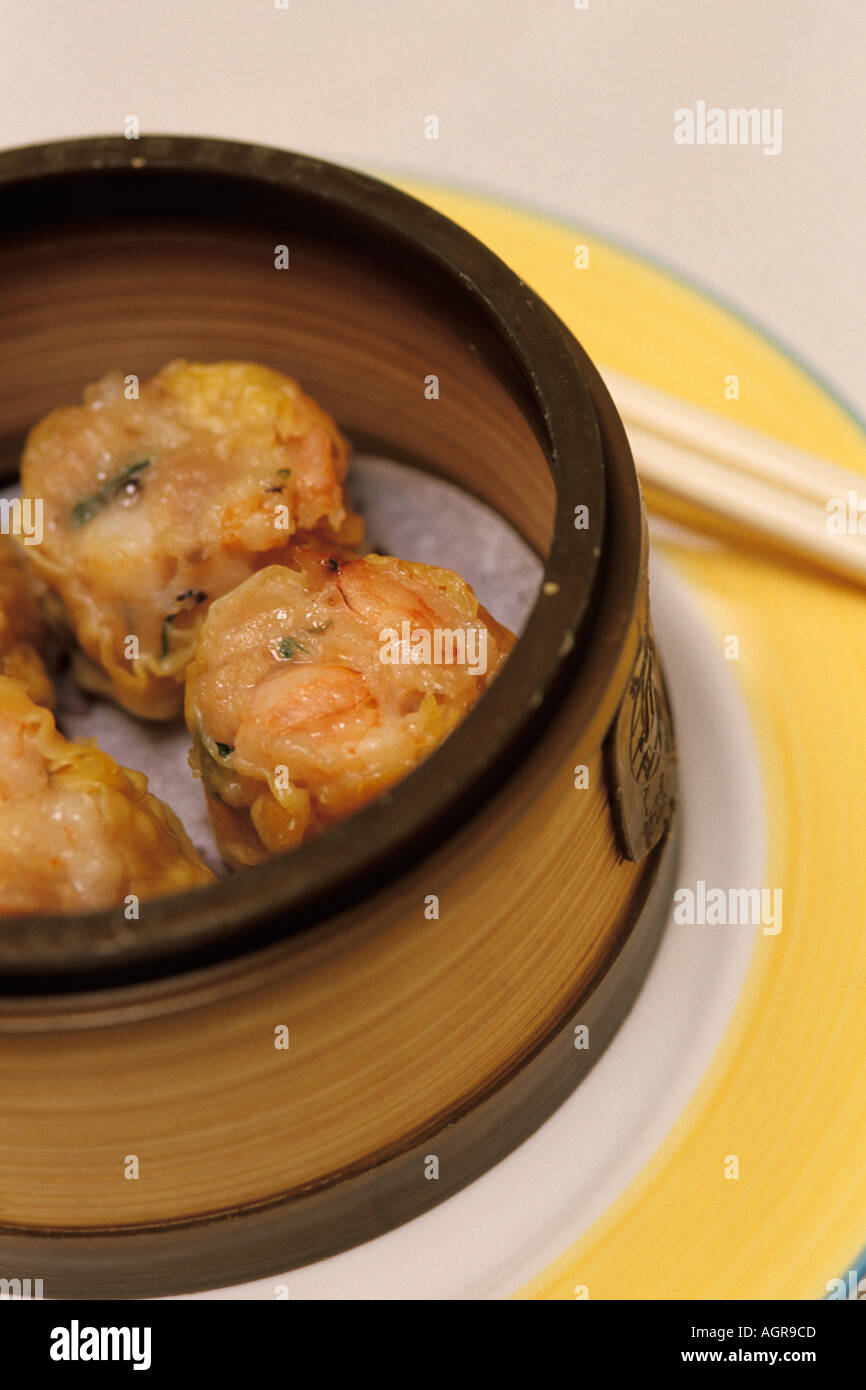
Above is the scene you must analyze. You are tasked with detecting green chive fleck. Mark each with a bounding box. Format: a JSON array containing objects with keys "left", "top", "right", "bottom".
[
  {"left": 277, "top": 635, "right": 308, "bottom": 660},
  {"left": 71, "top": 458, "right": 151, "bottom": 527},
  {"left": 160, "top": 613, "right": 176, "bottom": 659},
  {"left": 216, "top": 742, "right": 234, "bottom": 759}
]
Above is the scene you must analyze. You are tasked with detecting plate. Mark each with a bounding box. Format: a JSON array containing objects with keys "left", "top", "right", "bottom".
[
  {"left": 197, "top": 180, "right": 866, "bottom": 1299},
  {"left": 391, "top": 182, "right": 866, "bottom": 1300}
]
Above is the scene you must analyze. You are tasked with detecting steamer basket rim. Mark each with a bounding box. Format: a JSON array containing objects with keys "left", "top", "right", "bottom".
[{"left": 0, "top": 135, "right": 642, "bottom": 991}]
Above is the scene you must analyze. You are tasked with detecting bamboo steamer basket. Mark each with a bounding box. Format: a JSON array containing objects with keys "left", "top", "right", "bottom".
[{"left": 0, "top": 138, "right": 677, "bottom": 1297}]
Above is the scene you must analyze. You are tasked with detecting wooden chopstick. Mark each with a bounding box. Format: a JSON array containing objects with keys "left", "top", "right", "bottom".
[{"left": 601, "top": 368, "right": 866, "bottom": 585}]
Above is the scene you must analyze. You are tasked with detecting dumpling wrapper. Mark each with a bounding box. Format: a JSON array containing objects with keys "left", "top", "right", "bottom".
[
  {"left": 0, "top": 675, "right": 215, "bottom": 915},
  {"left": 185, "top": 550, "right": 514, "bottom": 868},
  {"left": 20, "top": 361, "right": 362, "bottom": 720},
  {"left": 0, "top": 535, "right": 56, "bottom": 709}
]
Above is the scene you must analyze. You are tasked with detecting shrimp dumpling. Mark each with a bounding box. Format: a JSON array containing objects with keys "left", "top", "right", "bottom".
[
  {"left": 0, "top": 536, "right": 55, "bottom": 709},
  {"left": 0, "top": 676, "right": 215, "bottom": 915},
  {"left": 184, "top": 550, "right": 515, "bottom": 868},
  {"left": 20, "top": 361, "right": 362, "bottom": 720}
]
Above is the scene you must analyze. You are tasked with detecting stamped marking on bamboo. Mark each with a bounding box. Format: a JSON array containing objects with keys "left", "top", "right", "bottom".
[
  {"left": 607, "top": 621, "right": 676, "bottom": 861},
  {"left": 628, "top": 634, "right": 661, "bottom": 785}
]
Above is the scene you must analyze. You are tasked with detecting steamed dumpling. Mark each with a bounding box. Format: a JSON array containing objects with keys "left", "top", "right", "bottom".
[
  {"left": 20, "top": 361, "right": 362, "bottom": 720},
  {"left": 0, "top": 675, "right": 215, "bottom": 914},
  {"left": 184, "top": 550, "right": 514, "bottom": 867},
  {"left": 0, "top": 535, "right": 55, "bottom": 709}
]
